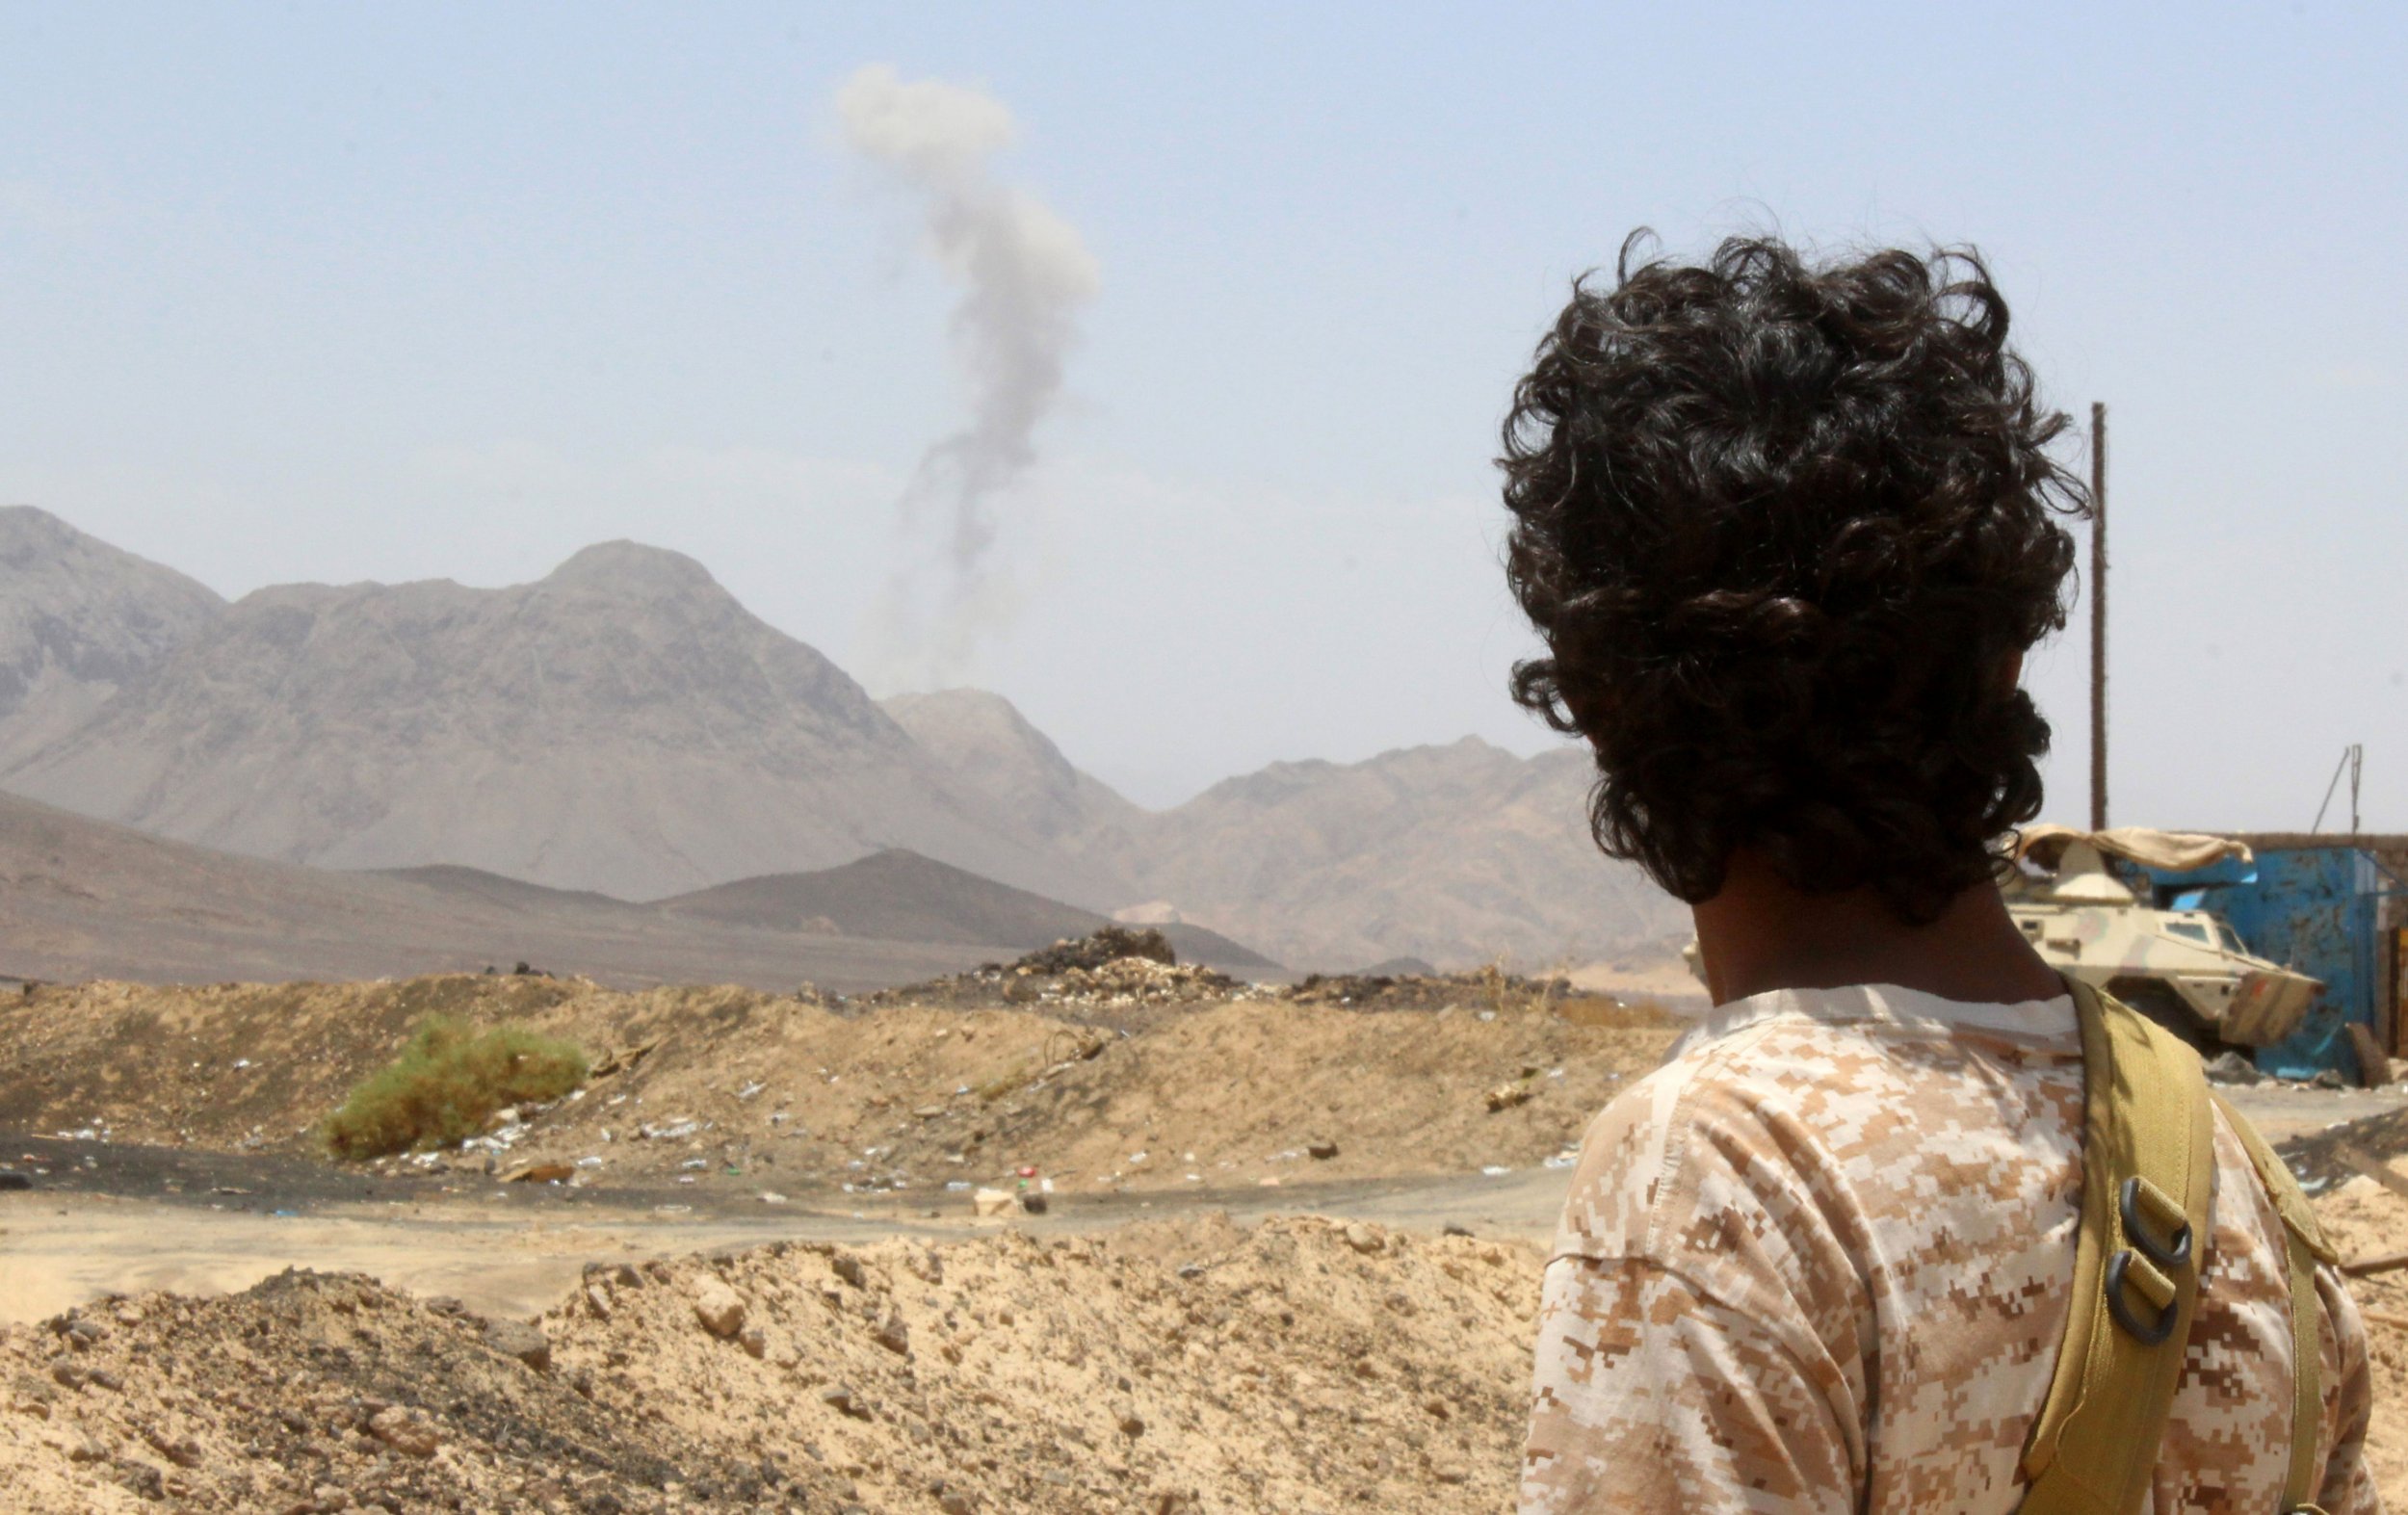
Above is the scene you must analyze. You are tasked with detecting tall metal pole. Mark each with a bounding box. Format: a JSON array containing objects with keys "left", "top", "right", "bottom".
[{"left": 2089, "top": 403, "right": 2108, "bottom": 833}]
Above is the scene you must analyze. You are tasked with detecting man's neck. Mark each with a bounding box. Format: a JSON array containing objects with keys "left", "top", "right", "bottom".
[{"left": 1692, "top": 849, "right": 2065, "bottom": 1007}]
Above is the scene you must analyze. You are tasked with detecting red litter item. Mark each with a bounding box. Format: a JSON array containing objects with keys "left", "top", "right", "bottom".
[{"left": 1016, "top": 1165, "right": 1039, "bottom": 1179}]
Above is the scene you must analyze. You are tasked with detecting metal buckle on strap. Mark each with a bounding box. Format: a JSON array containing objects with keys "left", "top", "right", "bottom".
[
  {"left": 2105, "top": 1249, "right": 2180, "bottom": 1345},
  {"left": 2120, "top": 1176, "right": 2193, "bottom": 1269}
]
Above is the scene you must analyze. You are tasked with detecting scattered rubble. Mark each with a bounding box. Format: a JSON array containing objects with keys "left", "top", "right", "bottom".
[
  {"left": 1011, "top": 926, "right": 1178, "bottom": 974},
  {"left": 2206, "top": 1050, "right": 2265, "bottom": 1086},
  {"left": 854, "top": 927, "right": 1244, "bottom": 1014},
  {"left": 1485, "top": 1081, "right": 1535, "bottom": 1114}
]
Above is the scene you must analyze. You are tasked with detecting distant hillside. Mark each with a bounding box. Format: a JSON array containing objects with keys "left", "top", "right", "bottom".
[
  {"left": 1110, "top": 739, "right": 1689, "bottom": 971},
  {"left": 0, "top": 513, "right": 1680, "bottom": 975},
  {"left": 0, "top": 540, "right": 1099, "bottom": 906},
  {"left": 0, "top": 507, "right": 223, "bottom": 768},
  {"left": 0, "top": 785, "right": 1284, "bottom": 990},
  {"left": 881, "top": 690, "right": 1141, "bottom": 847},
  {"left": 0, "top": 790, "right": 992, "bottom": 992},
  {"left": 879, "top": 690, "right": 1684, "bottom": 970},
  {"left": 658, "top": 849, "right": 1279, "bottom": 976}
]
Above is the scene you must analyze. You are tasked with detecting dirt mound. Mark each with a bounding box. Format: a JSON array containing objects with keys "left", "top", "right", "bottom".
[
  {"left": 0, "top": 975, "right": 596, "bottom": 1156},
  {"left": 1283, "top": 966, "right": 1600, "bottom": 1016},
  {"left": 854, "top": 927, "right": 1244, "bottom": 1014},
  {"left": 0, "top": 1216, "right": 1539, "bottom": 1512},
  {"left": 2313, "top": 1172, "right": 2408, "bottom": 1505},
  {"left": 854, "top": 940, "right": 1630, "bottom": 1024},
  {"left": 0, "top": 974, "right": 1678, "bottom": 1199},
  {"left": 1013, "top": 927, "right": 1176, "bottom": 974},
  {"left": 0, "top": 1266, "right": 842, "bottom": 1512},
  {"left": 2289, "top": 1103, "right": 2408, "bottom": 1185}
]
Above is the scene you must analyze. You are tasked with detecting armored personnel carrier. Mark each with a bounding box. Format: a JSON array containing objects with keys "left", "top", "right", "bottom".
[{"left": 2005, "top": 826, "right": 2319, "bottom": 1049}]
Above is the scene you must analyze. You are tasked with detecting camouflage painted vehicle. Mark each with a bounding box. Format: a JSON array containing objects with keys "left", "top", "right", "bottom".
[{"left": 2004, "top": 827, "right": 2320, "bottom": 1049}]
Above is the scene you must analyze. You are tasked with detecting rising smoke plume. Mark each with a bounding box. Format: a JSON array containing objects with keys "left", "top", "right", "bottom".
[{"left": 837, "top": 64, "right": 1100, "bottom": 686}]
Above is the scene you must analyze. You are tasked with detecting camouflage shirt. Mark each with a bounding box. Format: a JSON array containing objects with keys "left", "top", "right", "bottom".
[{"left": 1522, "top": 983, "right": 2380, "bottom": 1514}]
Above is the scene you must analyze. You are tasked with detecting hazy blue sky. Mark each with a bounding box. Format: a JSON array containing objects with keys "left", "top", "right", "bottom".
[{"left": 2, "top": 2, "right": 2402, "bottom": 819}]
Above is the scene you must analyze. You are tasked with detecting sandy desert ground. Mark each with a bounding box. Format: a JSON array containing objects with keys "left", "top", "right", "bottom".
[{"left": 7, "top": 959, "right": 2408, "bottom": 1511}]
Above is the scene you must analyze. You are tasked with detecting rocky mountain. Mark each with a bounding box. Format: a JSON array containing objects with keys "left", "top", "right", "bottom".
[
  {"left": 0, "top": 506, "right": 223, "bottom": 768},
  {"left": 880, "top": 688, "right": 1686, "bottom": 969},
  {"left": 0, "top": 513, "right": 1682, "bottom": 973},
  {"left": 1111, "top": 738, "right": 1688, "bottom": 971},
  {"left": 881, "top": 689, "right": 1141, "bottom": 847},
  {"left": 0, "top": 541, "right": 1096, "bottom": 905}
]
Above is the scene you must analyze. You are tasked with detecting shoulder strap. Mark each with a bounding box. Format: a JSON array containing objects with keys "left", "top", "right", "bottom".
[
  {"left": 2020, "top": 980, "right": 2217, "bottom": 1515},
  {"left": 2212, "top": 1089, "right": 2338, "bottom": 1515}
]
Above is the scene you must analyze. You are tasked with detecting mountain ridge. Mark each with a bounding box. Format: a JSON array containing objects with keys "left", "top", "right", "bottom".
[
  {"left": 0, "top": 537, "right": 1105, "bottom": 907},
  {"left": 0, "top": 512, "right": 1682, "bottom": 969},
  {"left": 0, "top": 506, "right": 225, "bottom": 770},
  {"left": 0, "top": 788, "right": 1280, "bottom": 989}
]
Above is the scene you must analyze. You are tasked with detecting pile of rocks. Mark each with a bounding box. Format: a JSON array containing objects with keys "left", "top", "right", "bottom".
[
  {"left": 858, "top": 927, "right": 1251, "bottom": 1015},
  {"left": 1010, "top": 927, "right": 1178, "bottom": 975},
  {"left": 1049, "top": 955, "right": 1238, "bottom": 1008}
]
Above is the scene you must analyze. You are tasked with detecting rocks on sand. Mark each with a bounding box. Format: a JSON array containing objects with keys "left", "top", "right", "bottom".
[{"left": 691, "top": 1278, "right": 747, "bottom": 1340}]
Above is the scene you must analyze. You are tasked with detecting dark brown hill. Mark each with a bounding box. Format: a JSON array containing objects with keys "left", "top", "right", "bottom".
[
  {"left": 0, "top": 791, "right": 1003, "bottom": 992},
  {"left": 0, "top": 791, "right": 1280, "bottom": 990},
  {"left": 656, "top": 849, "right": 1280, "bottom": 975}
]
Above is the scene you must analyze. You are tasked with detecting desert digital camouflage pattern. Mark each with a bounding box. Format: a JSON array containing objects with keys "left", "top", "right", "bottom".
[
  {"left": 2006, "top": 831, "right": 2321, "bottom": 1048},
  {"left": 1522, "top": 983, "right": 2378, "bottom": 1514}
]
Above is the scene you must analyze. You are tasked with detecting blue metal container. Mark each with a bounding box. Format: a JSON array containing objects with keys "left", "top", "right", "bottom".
[{"left": 2151, "top": 846, "right": 2390, "bottom": 1080}]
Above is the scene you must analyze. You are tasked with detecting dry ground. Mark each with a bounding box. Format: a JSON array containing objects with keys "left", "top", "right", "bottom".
[
  {"left": 13, "top": 969, "right": 2408, "bottom": 1511},
  {"left": 0, "top": 966, "right": 1663, "bottom": 1511},
  {"left": 0, "top": 1215, "right": 1539, "bottom": 1513},
  {"left": 12, "top": 1177, "right": 2408, "bottom": 1515},
  {"left": 0, "top": 971, "right": 1676, "bottom": 1199}
]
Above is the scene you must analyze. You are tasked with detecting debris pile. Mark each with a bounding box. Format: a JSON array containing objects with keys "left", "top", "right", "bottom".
[
  {"left": 854, "top": 927, "right": 1247, "bottom": 1014},
  {"left": 1011, "top": 926, "right": 1178, "bottom": 974},
  {"left": 0, "top": 1216, "right": 1541, "bottom": 1512},
  {"left": 1050, "top": 953, "right": 1235, "bottom": 1006}
]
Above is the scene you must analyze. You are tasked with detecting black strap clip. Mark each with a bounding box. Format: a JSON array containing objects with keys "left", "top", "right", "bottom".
[
  {"left": 2105, "top": 1249, "right": 2180, "bottom": 1345},
  {"left": 2119, "top": 1176, "right": 2193, "bottom": 1269}
]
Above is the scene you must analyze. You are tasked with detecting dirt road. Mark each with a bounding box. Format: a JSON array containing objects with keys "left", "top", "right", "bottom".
[
  {"left": 8, "top": 1076, "right": 2395, "bottom": 1329},
  {"left": 0, "top": 1132, "right": 1572, "bottom": 1326}
]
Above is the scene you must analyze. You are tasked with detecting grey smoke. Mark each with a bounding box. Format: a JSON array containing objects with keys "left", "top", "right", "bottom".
[{"left": 838, "top": 65, "right": 1100, "bottom": 685}]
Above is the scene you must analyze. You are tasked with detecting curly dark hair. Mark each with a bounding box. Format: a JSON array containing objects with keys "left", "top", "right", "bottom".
[{"left": 1500, "top": 234, "right": 2085, "bottom": 923}]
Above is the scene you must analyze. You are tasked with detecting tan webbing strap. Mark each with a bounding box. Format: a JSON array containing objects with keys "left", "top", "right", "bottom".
[
  {"left": 2019, "top": 981, "right": 2216, "bottom": 1515},
  {"left": 2213, "top": 1090, "right": 2338, "bottom": 1514}
]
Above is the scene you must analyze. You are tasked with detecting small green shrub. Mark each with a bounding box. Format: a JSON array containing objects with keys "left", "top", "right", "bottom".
[{"left": 324, "top": 1015, "right": 589, "bottom": 1160}]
